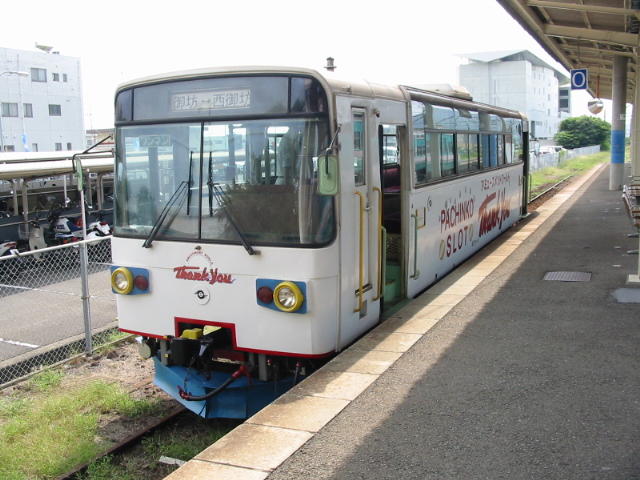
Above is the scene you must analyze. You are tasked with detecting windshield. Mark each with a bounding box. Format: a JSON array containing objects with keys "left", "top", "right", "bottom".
[{"left": 114, "top": 118, "right": 334, "bottom": 247}]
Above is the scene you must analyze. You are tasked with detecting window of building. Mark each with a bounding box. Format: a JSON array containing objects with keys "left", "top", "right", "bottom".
[
  {"left": 31, "top": 68, "right": 46, "bottom": 82},
  {"left": 63, "top": 74, "right": 68, "bottom": 82},
  {"left": 23, "top": 103, "right": 33, "bottom": 118},
  {"left": 49, "top": 104, "right": 62, "bottom": 116},
  {"left": 1, "top": 103, "right": 19, "bottom": 117},
  {"left": 31, "top": 143, "right": 38, "bottom": 152},
  {"left": 3, "top": 145, "right": 15, "bottom": 152},
  {"left": 53, "top": 73, "right": 60, "bottom": 82},
  {"left": 67, "top": 142, "right": 72, "bottom": 150},
  {"left": 55, "top": 143, "right": 62, "bottom": 151}
]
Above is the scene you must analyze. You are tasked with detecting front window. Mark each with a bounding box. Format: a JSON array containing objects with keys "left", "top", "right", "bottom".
[{"left": 115, "top": 118, "right": 334, "bottom": 247}]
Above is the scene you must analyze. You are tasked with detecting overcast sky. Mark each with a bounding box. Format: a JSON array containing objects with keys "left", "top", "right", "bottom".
[{"left": 2, "top": 0, "right": 589, "bottom": 129}]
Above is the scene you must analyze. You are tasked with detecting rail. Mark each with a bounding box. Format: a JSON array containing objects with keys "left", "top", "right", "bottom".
[{"left": 528, "top": 173, "right": 576, "bottom": 204}]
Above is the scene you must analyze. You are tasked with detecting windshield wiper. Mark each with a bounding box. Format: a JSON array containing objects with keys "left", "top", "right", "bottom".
[
  {"left": 142, "top": 180, "right": 189, "bottom": 248},
  {"left": 208, "top": 152, "right": 214, "bottom": 216},
  {"left": 211, "top": 183, "right": 258, "bottom": 256},
  {"left": 187, "top": 151, "right": 194, "bottom": 215},
  {"left": 143, "top": 151, "right": 195, "bottom": 248}
]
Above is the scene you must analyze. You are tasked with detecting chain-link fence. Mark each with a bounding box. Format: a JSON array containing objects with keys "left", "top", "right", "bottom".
[
  {"left": 529, "top": 145, "right": 601, "bottom": 172},
  {"left": 0, "top": 236, "right": 117, "bottom": 386}
]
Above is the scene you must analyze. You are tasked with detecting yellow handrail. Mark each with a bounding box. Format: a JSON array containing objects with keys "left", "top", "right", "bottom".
[
  {"left": 354, "top": 191, "right": 364, "bottom": 313},
  {"left": 373, "top": 186, "right": 383, "bottom": 301},
  {"left": 411, "top": 213, "right": 420, "bottom": 280}
]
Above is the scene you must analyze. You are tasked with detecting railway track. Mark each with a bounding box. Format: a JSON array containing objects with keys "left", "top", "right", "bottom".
[
  {"left": 49, "top": 371, "right": 242, "bottom": 480},
  {"left": 55, "top": 406, "right": 187, "bottom": 480}
]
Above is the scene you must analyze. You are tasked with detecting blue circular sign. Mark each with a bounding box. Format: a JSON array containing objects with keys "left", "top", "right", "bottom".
[{"left": 571, "top": 69, "right": 588, "bottom": 90}]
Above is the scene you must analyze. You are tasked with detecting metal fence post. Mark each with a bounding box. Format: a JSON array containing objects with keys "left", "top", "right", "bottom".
[{"left": 79, "top": 242, "right": 93, "bottom": 355}]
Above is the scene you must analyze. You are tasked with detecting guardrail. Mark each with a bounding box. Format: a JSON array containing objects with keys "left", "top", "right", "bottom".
[{"left": 0, "top": 236, "right": 116, "bottom": 386}]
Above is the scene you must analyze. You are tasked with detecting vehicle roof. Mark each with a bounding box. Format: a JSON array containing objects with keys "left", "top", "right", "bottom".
[
  {"left": 115, "top": 65, "right": 406, "bottom": 102},
  {"left": 115, "top": 65, "right": 525, "bottom": 119}
]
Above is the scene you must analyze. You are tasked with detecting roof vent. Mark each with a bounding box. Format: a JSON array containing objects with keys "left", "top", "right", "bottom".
[{"left": 324, "top": 57, "right": 336, "bottom": 72}]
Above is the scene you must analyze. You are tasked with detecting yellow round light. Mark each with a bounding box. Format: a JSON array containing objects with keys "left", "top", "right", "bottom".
[
  {"left": 273, "top": 281, "right": 304, "bottom": 312},
  {"left": 111, "top": 267, "right": 134, "bottom": 294}
]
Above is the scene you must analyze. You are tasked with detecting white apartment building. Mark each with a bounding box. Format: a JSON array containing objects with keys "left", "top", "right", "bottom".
[
  {"left": 0, "top": 46, "right": 84, "bottom": 152},
  {"left": 457, "top": 50, "right": 569, "bottom": 140}
]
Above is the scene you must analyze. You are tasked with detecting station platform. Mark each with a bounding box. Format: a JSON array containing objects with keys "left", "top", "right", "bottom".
[{"left": 166, "top": 163, "right": 640, "bottom": 480}]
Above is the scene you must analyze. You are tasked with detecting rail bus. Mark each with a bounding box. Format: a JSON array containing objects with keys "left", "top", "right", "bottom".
[{"left": 111, "top": 66, "right": 529, "bottom": 418}]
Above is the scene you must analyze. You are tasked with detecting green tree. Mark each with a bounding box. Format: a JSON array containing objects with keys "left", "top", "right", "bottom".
[{"left": 554, "top": 115, "right": 611, "bottom": 150}]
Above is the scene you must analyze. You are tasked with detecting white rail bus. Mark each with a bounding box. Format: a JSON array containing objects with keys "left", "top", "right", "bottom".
[{"left": 111, "top": 66, "right": 529, "bottom": 418}]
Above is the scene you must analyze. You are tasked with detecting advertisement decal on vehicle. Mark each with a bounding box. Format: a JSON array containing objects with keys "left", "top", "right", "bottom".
[{"left": 173, "top": 251, "right": 234, "bottom": 285}]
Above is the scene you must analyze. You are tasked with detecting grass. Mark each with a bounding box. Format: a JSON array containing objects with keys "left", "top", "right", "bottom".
[
  {"left": 529, "top": 150, "right": 612, "bottom": 198},
  {"left": 78, "top": 418, "right": 240, "bottom": 480},
  {"left": 0, "top": 369, "right": 160, "bottom": 480}
]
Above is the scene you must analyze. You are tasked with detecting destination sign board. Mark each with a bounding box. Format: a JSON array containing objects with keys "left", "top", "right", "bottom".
[{"left": 171, "top": 89, "right": 251, "bottom": 112}]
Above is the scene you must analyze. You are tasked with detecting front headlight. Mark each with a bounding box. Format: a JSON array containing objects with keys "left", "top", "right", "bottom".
[
  {"left": 273, "top": 281, "right": 304, "bottom": 312},
  {"left": 111, "top": 267, "right": 134, "bottom": 294}
]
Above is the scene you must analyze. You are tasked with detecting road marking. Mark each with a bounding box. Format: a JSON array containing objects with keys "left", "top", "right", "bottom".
[{"left": 0, "top": 338, "right": 39, "bottom": 348}]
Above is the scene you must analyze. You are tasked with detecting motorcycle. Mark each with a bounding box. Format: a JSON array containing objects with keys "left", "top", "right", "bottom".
[
  {"left": 75, "top": 208, "right": 112, "bottom": 239},
  {"left": 46, "top": 200, "right": 112, "bottom": 240},
  {"left": 0, "top": 239, "right": 24, "bottom": 279},
  {"left": 28, "top": 203, "right": 113, "bottom": 262},
  {"left": 79, "top": 209, "right": 113, "bottom": 263},
  {"left": 0, "top": 196, "right": 13, "bottom": 217},
  {"left": 28, "top": 205, "right": 80, "bottom": 252}
]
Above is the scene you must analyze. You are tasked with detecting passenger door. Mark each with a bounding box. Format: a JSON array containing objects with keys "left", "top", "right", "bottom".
[{"left": 335, "top": 99, "right": 383, "bottom": 348}]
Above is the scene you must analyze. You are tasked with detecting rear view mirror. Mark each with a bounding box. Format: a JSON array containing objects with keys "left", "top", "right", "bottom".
[{"left": 318, "top": 154, "right": 339, "bottom": 196}]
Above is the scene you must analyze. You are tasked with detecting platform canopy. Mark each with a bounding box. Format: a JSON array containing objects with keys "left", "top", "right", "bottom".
[
  {"left": 496, "top": 0, "right": 639, "bottom": 102},
  {"left": 0, "top": 150, "right": 113, "bottom": 182}
]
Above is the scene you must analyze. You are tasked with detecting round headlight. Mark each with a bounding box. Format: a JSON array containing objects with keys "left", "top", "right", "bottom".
[
  {"left": 273, "top": 281, "right": 304, "bottom": 312},
  {"left": 111, "top": 267, "right": 134, "bottom": 294}
]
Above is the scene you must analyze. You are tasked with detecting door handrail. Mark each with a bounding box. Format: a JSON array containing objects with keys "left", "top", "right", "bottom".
[
  {"left": 373, "top": 186, "right": 383, "bottom": 301},
  {"left": 354, "top": 191, "right": 365, "bottom": 312},
  {"left": 410, "top": 213, "right": 420, "bottom": 280}
]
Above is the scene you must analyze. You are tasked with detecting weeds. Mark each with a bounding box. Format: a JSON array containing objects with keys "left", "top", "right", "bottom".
[
  {"left": 0, "top": 369, "right": 160, "bottom": 479},
  {"left": 75, "top": 417, "right": 241, "bottom": 480},
  {"left": 529, "top": 151, "right": 610, "bottom": 197}
]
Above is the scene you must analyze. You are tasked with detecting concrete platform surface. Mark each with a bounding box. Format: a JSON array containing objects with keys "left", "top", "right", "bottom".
[{"left": 166, "top": 164, "right": 640, "bottom": 480}]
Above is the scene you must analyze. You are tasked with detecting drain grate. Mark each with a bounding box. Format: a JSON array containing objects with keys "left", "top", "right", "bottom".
[{"left": 543, "top": 271, "right": 592, "bottom": 282}]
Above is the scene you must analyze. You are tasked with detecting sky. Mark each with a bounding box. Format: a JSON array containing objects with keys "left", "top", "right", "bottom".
[{"left": 1, "top": 0, "right": 593, "bottom": 129}]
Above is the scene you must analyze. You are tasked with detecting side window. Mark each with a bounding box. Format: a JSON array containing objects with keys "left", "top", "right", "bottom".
[
  {"left": 381, "top": 125, "right": 399, "bottom": 165},
  {"left": 497, "top": 135, "right": 505, "bottom": 165},
  {"left": 457, "top": 134, "right": 469, "bottom": 174},
  {"left": 440, "top": 133, "right": 455, "bottom": 176},
  {"left": 412, "top": 101, "right": 427, "bottom": 186},
  {"left": 469, "top": 134, "right": 480, "bottom": 171},
  {"left": 482, "top": 134, "right": 500, "bottom": 167},
  {"left": 353, "top": 110, "right": 365, "bottom": 186},
  {"left": 511, "top": 119, "right": 524, "bottom": 162},
  {"left": 381, "top": 125, "right": 400, "bottom": 193},
  {"left": 504, "top": 134, "right": 513, "bottom": 164}
]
